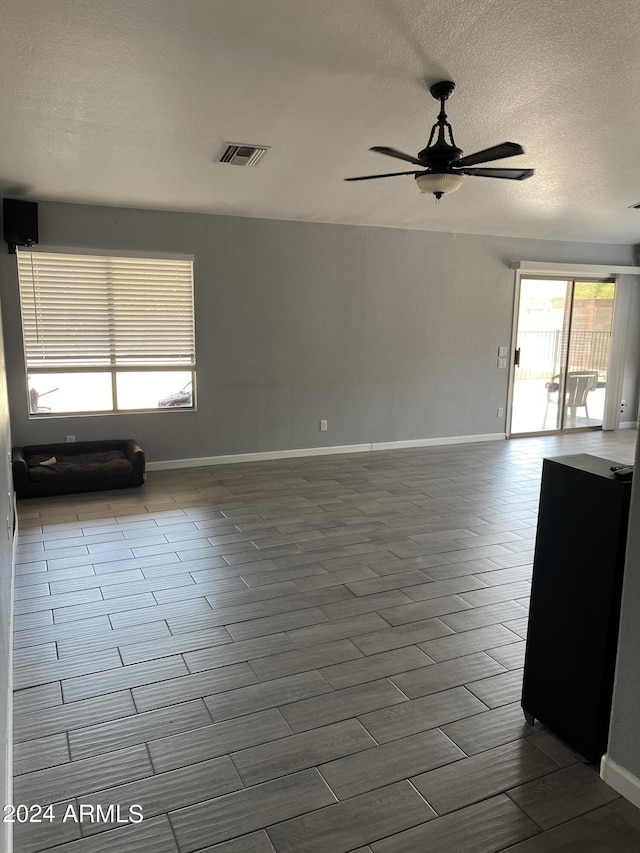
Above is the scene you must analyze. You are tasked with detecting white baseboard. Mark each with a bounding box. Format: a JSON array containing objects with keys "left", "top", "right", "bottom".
[
  {"left": 371, "top": 433, "right": 504, "bottom": 451},
  {"left": 619, "top": 420, "right": 638, "bottom": 430},
  {"left": 600, "top": 754, "right": 640, "bottom": 810},
  {"left": 146, "top": 432, "right": 505, "bottom": 472},
  {"left": 146, "top": 442, "right": 371, "bottom": 471}
]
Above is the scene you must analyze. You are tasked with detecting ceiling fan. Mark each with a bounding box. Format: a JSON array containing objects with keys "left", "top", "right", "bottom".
[{"left": 345, "top": 80, "right": 534, "bottom": 200}]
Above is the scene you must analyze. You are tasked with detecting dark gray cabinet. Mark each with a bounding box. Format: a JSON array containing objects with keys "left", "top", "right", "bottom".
[{"left": 521, "top": 454, "right": 632, "bottom": 762}]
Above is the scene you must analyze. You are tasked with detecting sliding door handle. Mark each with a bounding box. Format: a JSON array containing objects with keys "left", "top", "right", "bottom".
[{"left": 514, "top": 347, "right": 521, "bottom": 367}]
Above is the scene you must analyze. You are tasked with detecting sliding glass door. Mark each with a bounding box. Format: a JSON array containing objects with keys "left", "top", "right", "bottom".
[{"left": 509, "top": 277, "right": 615, "bottom": 435}]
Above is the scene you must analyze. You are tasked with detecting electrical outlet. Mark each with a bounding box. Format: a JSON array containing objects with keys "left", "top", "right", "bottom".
[
  {"left": 497, "top": 407, "right": 504, "bottom": 418},
  {"left": 66, "top": 435, "right": 76, "bottom": 443},
  {"left": 319, "top": 419, "right": 328, "bottom": 432}
]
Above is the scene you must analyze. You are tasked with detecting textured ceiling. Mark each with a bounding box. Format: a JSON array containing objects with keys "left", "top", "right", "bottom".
[{"left": 2, "top": 0, "right": 640, "bottom": 243}]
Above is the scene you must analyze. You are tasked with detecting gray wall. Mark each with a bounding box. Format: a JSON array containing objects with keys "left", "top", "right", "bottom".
[
  {"left": 0, "top": 295, "right": 14, "bottom": 852},
  {"left": 0, "top": 202, "right": 637, "bottom": 463},
  {"left": 607, "top": 281, "right": 640, "bottom": 777},
  {"left": 609, "top": 428, "right": 640, "bottom": 777}
]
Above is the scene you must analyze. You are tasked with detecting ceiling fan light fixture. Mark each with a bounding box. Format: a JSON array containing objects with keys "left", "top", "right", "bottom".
[{"left": 415, "top": 171, "right": 463, "bottom": 198}]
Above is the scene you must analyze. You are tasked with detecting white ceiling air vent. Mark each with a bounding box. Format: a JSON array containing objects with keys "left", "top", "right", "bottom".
[{"left": 219, "top": 143, "right": 270, "bottom": 166}]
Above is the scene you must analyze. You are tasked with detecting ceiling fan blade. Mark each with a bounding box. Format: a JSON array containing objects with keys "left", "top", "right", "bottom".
[
  {"left": 460, "top": 167, "right": 534, "bottom": 180},
  {"left": 456, "top": 142, "right": 524, "bottom": 168},
  {"left": 344, "top": 170, "right": 425, "bottom": 181},
  {"left": 370, "top": 146, "right": 425, "bottom": 167}
]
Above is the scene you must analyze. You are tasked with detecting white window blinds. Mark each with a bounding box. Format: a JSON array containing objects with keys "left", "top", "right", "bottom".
[{"left": 16, "top": 250, "right": 195, "bottom": 369}]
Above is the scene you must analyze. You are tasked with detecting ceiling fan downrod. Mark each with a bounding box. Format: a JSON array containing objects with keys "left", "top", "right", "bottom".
[{"left": 418, "top": 80, "right": 462, "bottom": 169}]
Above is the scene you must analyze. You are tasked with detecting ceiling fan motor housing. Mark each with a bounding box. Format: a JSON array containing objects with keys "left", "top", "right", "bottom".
[{"left": 417, "top": 141, "right": 463, "bottom": 169}]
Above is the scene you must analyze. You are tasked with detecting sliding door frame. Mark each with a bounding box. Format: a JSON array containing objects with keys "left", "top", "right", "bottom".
[{"left": 507, "top": 262, "right": 640, "bottom": 439}]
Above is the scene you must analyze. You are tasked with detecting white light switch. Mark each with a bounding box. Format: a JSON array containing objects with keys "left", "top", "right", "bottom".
[
  {"left": 498, "top": 346, "right": 508, "bottom": 357},
  {"left": 497, "top": 358, "right": 508, "bottom": 369}
]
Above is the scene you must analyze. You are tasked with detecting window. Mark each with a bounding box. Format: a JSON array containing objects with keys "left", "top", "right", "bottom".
[{"left": 16, "top": 249, "right": 195, "bottom": 416}]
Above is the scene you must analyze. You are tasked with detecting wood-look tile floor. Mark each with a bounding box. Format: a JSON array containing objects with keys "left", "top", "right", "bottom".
[{"left": 12, "top": 430, "right": 640, "bottom": 853}]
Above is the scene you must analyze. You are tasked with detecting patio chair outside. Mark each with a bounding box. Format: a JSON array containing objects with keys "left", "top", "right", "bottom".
[{"left": 543, "top": 369, "right": 599, "bottom": 428}]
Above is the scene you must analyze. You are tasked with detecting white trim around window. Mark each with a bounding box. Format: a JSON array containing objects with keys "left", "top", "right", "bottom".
[{"left": 16, "top": 248, "right": 196, "bottom": 416}]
